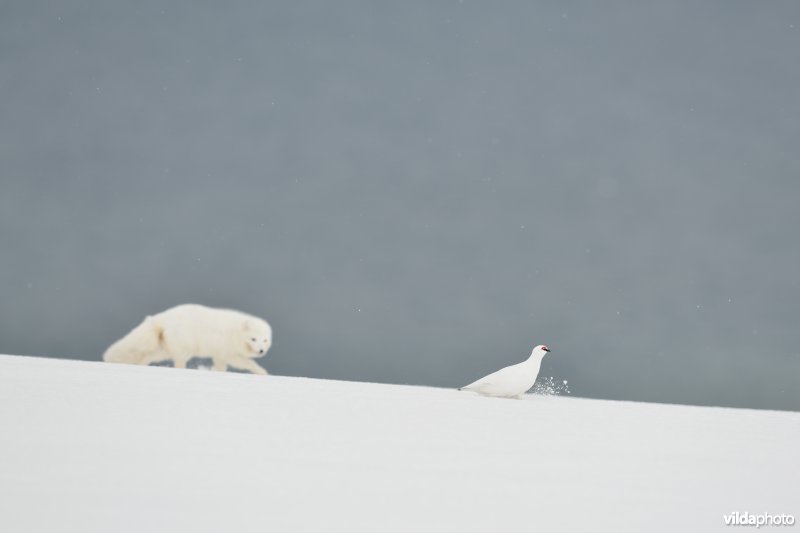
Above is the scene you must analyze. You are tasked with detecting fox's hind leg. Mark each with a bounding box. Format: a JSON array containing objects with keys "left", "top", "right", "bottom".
[
  {"left": 136, "top": 323, "right": 177, "bottom": 368},
  {"left": 139, "top": 351, "right": 171, "bottom": 366}
]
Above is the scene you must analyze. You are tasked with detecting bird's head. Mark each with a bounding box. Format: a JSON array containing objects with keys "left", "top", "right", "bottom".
[{"left": 533, "top": 344, "right": 551, "bottom": 356}]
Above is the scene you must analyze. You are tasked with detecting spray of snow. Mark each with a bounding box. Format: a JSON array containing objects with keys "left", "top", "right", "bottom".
[{"left": 531, "top": 376, "right": 570, "bottom": 396}]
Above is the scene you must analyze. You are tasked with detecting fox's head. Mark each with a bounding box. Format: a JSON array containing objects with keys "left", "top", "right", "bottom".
[{"left": 242, "top": 319, "right": 272, "bottom": 358}]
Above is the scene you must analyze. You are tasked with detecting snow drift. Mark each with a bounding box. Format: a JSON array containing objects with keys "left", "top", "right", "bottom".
[{"left": 0, "top": 354, "right": 797, "bottom": 532}]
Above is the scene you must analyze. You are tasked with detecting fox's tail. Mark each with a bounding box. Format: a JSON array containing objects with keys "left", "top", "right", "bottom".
[{"left": 102, "top": 316, "right": 162, "bottom": 364}]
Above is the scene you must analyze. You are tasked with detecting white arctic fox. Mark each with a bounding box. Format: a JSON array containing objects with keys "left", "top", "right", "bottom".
[{"left": 103, "top": 304, "right": 272, "bottom": 375}]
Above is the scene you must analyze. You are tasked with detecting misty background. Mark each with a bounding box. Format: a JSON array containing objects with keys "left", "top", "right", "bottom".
[{"left": 1, "top": 1, "right": 798, "bottom": 411}]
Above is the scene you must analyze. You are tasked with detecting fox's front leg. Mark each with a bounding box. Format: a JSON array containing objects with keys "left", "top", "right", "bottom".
[
  {"left": 227, "top": 355, "right": 268, "bottom": 375},
  {"left": 212, "top": 358, "right": 227, "bottom": 372}
]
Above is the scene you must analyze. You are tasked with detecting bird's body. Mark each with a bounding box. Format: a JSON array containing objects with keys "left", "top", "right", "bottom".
[{"left": 460, "top": 345, "right": 551, "bottom": 398}]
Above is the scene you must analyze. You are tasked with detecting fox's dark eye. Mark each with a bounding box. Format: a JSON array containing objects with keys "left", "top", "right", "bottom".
[{"left": 251, "top": 337, "right": 256, "bottom": 342}]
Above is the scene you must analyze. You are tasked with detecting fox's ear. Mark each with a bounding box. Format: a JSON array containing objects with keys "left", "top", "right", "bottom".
[{"left": 242, "top": 320, "right": 250, "bottom": 331}]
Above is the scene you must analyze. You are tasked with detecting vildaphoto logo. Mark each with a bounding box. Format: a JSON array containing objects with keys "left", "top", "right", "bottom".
[{"left": 724, "top": 512, "right": 795, "bottom": 528}]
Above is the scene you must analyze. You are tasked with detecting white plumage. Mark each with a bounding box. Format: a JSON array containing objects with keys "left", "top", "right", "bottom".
[{"left": 460, "top": 345, "right": 552, "bottom": 398}]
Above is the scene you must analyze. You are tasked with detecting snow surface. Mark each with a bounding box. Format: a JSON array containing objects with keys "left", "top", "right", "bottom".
[{"left": 0, "top": 354, "right": 797, "bottom": 533}]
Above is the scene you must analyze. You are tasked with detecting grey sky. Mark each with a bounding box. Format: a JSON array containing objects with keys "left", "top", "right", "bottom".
[{"left": 1, "top": 1, "right": 798, "bottom": 411}]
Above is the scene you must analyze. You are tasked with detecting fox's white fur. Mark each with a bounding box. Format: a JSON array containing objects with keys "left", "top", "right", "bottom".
[{"left": 103, "top": 304, "right": 272, "bottom": 375}]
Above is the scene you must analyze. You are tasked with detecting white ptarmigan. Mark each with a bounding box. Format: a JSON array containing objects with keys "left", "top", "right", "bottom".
[{"left": 459, "top": 345, "right": 552, "bottom": 398}]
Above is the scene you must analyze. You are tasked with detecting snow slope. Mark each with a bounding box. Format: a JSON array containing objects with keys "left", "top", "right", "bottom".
[{"left": 0, "top": 354, "right": 797, "bottom": 533}]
